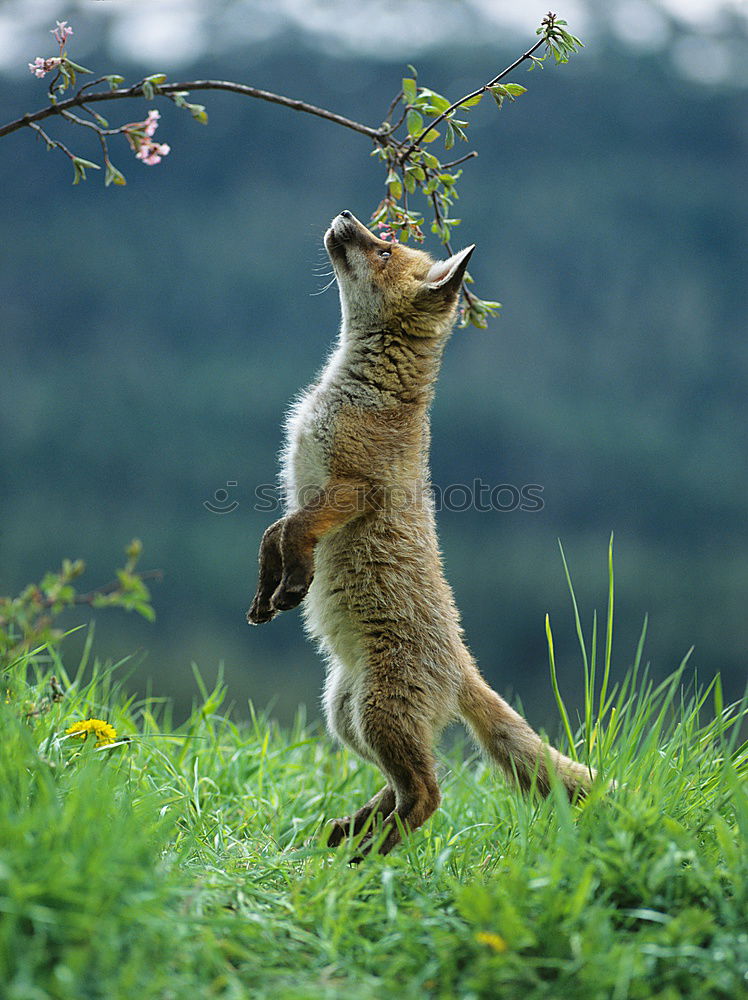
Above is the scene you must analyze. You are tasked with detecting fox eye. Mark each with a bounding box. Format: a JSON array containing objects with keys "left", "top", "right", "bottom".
[{"left": 378, "top": 249, "right": 391, "bottom": 260}]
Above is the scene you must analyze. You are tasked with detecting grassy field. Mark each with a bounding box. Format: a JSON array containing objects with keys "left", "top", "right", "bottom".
[{"left": 1, "top": 574, "right": 747, "bottom": 999}]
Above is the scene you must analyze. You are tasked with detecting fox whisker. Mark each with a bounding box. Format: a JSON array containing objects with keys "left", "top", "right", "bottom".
[{"left": 311, "top": 275, "right": 337, "bottom": 296}]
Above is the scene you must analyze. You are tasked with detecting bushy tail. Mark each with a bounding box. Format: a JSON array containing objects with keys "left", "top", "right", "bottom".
[{"left": 458, "top": 672, "right": 593, "bottom": 797}]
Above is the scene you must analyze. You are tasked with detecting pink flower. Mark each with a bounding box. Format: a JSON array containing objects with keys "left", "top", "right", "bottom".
[
  {"left": 28, "top": 56, "right": 61, "bottom": 78},
  {"left": 144, "top": 110, "right": 160, "bottom": 138},
  {"left": 377, "top": 222, "right": 398, "bottom": 243},
  {"left": 136, "top": 140, "right": 170, "bottom": 166},
  {"left": 52, "top": 20, "right": 73, "bottom": 47}
]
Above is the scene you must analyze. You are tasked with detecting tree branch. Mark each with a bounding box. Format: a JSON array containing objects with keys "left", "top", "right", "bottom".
[
  {"left": 4, "top": 11, "right": 580, "bottom": 328},
  {"left": 0, "top": 79, "right": 385, "bottom": 141},
  {"left": 399, "top": 34, "right": 547, "bottom": 163}
]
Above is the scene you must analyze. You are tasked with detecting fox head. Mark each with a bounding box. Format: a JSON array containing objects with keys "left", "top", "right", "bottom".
[{"left": 324, "top": 211, "right": 475, "bottom": 339}]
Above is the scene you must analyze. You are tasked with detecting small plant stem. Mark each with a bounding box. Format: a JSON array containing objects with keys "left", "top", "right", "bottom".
[
  {"left": 27, "top": 120, "right": 76, "bottom": 161},
  {"left": 59, "top": 108, "right": 122, "bottom": 137},
  {"left": 72, "top": 569, "right": 164, "bottom": 607},
  {"left": 440, "top": 151, "right": 478, "bottom": 170}
]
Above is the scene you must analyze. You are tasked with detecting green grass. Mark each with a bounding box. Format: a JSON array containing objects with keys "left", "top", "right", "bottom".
[{"left": 1, "top": 568, "right": 747, "bottom": 999}]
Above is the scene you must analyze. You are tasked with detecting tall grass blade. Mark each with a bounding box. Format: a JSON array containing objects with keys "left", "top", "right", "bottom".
[{"left": 545, "top": 613, "right": 577, "bottom": 759}]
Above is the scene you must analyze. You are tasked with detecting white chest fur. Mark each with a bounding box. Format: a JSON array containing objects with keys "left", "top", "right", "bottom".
[{"left": 281, "top": 342, "right": 346, "bottom": 512}]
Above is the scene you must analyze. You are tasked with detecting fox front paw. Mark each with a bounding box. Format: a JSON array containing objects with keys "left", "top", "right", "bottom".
[
  {"left": 246, "top": 594, "right": 278, "bottom": 626},
  {"left": 270, "top": 563, "right": 314, "bottom": 612}
]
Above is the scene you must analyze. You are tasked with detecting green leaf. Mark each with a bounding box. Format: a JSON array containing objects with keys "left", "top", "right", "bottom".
[
  {"left": 414, "top": 102, "right": 439, "bottom": 116},
  {"left": 488, "top": 85, "right": 508, "bottom": 108},
  {"left": 59, "top": 64, "right": 74, "bottom": 90},
  {"left": 402, "top": 77, "right": 417, "bottom": 104},
  {"left": 71, "top": 157, "right": 100, "bottom": 184},
  {"left": 406, "top": 109, "right": 424, "bottom": 138},
  {"left": 104, "top": 74, "right": 124, "bottom": 90},
  {"left": 145, "top": 73, "right": 168, "bottom": 85},
  {"left": 502, "top": 83, "right": 527, "bottom": 97},
  {"left": 444, "top": 121, "right": 455, "bottom": 150},
  {"left": 421, "top": 129, "right": 440, "bottom": 143},
  {"left": 134, "top": 601, "right": 156, "bottom": 622},
  {"left": 459, "top": 93, "right": 483, "bottom": 109},
  {"left": 63, "top": 58, "right": 93, "bottom": 75},
  {"left": 386, "top": 170, "right": 402, "bottom": 200},
  {"left": 73, "top": 157, "right": 100, "bottom": 171},
  {"left": 104, "top": 160, "right": 127, "bottom": 187},
  {"left": 181, "top": 101, "right": 209, "bottom": 124},
  {"left": 416, "top": 89, "right": 451, "bottom": 114}
]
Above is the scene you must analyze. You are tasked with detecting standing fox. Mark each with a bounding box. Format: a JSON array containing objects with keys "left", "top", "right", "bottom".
[{"left": 248, "top": 210, "right": 591, "bottom": 855}]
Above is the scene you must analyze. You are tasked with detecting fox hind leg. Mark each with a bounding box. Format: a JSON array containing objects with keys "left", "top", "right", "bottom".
[
  {"left": 355, "top": 709, "right": 442, "bottom": 857},
  {"left": 327, "top": 785, "right": 396, "bottom": 847}
]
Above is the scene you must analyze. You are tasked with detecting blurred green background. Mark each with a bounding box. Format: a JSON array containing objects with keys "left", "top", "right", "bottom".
[{"left": 2, "top": 0, "right": 746, "bottom": 730}]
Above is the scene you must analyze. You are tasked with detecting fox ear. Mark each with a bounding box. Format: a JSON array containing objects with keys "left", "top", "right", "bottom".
[{"left": 424, "top": 245, "right": 475, "bottom": 296}]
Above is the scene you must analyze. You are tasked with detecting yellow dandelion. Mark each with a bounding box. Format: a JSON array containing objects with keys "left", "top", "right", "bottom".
[
  {"left": 476, "top": 931, "right": 508, "bottom": 953},
  {"left": 65, "top": 718, "right": 118, "bottom": 747}
]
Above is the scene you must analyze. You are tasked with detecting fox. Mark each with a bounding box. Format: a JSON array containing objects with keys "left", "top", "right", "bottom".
[{"left": 247, "top": 209, "right": 593, "bottom": 856}]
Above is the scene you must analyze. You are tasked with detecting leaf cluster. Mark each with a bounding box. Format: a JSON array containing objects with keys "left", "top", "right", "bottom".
[
  {"left": 366, "top": 12, "right": 582, "bottom": 327},
  {"left": 0, "top": 539, "right": 158, "bottom": 669}
]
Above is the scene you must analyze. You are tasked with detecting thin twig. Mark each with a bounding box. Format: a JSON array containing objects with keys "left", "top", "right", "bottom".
[
  {"left": 388, "top": 105, "right": 409, "bottom": 136},
  {"left": 430, "top": 188, "right": 474, "bottom": 304},
  {"left": 27, "top": 120, "right": 76, "bottom": 160},
  {"left": 0, "top": 79, "right": 386, "bottom": 141},
  {"left": 399, "top": 34, "right": 547, "bottom": 163},
  {"left": 59, "top": 108, "right": 122, "bottom": 136},
  {"left": 382, "top": 88, "right": 403, "bottom": 126},
  {"left": 440, "top": 151, "right": 478, "bottom": 170}
]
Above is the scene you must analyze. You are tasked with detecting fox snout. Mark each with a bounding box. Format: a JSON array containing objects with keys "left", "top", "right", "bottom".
[{"left": 325, "top": 211, "right": 380, "bottom": 259}]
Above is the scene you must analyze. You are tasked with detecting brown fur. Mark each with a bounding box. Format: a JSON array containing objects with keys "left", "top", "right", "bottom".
[{"left": 247, "top": 211, "right": 593, "bottom": 855}]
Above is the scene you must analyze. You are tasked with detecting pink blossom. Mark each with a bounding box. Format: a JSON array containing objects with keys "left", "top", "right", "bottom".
[
  {"left": 136, "top": 140, "right": 171, "bottom": 166},
  {"left": 52, "top": 20, "right": 73, "bottom": 47},
  {"left": 144, "top": 110, "right": 160, "bottom": 138},
  {"left": 376, "top": 222, "right": 398, "bottom": 243},
  {"left": 28, "top": 56, "right": 61, "bottom": 78}
]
